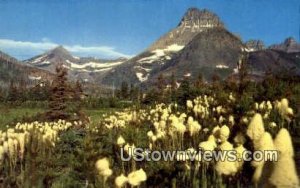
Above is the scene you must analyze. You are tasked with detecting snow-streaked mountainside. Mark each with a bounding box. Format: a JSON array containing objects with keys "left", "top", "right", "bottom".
[
  {"left": 24, "top": 46, "right": 127, "bottom": 83},
  {"left": 0, "top": 50, "right": 54, "bottom": 87},
  {"left": 101, "top": 7, "right": 300, "bottom": 87},
  {"left": 101, "top": 8, "right": 227, "bottom": 86},
  {"left": 1, "top": 7, "right": 300, "bottom": 89}
]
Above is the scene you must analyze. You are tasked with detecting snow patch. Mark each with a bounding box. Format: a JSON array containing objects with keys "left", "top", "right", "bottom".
[
  {"left": 64, "top": 60, "right": 123, "bottom": 72},
  {"left": 184, "top": 73, "right": 191, "bottom": 77},
  {"left": 73, "top": 55, "right": 80, "bottom": 60},
  {"left": 216, "top": 64, "right": 229, "bottom": 69},
  {"left": 31, "top": 55, "right": 46, "bottom": 64},
  {"left": 242, "top": 47, "right": 255, "bottom": 52},
  {"left": 28, "top": 76, "right": 42, "bottom": 80},
  {"left": 165, "top": 44, "right": 185, "bottom": 52},
  {"left": 134, "top": 66, "right": 152, "bottom": 72},
  {"left": 136, "top": 72, "right": 149, "bottom": 82},
  {"left": 234, "top": 68, "right": 239, "bottom": 73},
  {"left": 138, "top": 44, "right": 184, "bottom": 64},
  {"left": 38, "top": 61, "right": 51, "bottom": 65}
]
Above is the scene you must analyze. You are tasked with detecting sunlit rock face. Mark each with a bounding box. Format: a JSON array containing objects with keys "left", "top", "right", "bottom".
[
  {"left": 102, "top": 8, "right": 228, "bottom": 86},
  {"left": 245, "top": 40, "right": 265, "bottom": 52},
  {"left": 269, "top": 37, "right": 300, "bottom": 53},
  {"left": 149, "top": 8, "right": 224, "bottom": 51},
  {"left": 24, "top": 46, "right": 127, "bottom": 84}
]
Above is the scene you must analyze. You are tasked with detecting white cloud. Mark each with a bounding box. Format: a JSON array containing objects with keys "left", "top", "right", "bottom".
[{"left": 0, "top": 38, "right": 132, "bottom": 60}]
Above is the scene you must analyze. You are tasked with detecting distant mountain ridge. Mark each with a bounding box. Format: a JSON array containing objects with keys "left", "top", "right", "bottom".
[
  {"left": 1, "top": 7, "right": 300, "bottom": 89},
  {"left": 101, "top": 8, "right": 300, "bottom": 87},
  {"left": 0, "top": 50, "right": 54, "bottom": 87},
  {"left": 24, "top": 46, "right": 128, "bottom": 83},
  {"left": 269, "top": 37, "right": 300, "bottom": 53}
]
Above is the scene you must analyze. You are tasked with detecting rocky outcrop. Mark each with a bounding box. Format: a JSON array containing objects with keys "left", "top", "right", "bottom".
[{"left": 269, "top": 37, "right": 300, "bottom": 53}]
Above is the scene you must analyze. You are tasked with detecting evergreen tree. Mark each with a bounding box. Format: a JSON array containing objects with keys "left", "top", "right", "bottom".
[
  {"left": 194, "top": 72, "right": 204, "bottom": 88},
  {"left": 156, "top": 74, "right": 166, "bottom": 102},
  {"left": 170, "top": 73, "right": 177, "bottom": 102},
  {"left": 46, "top": 65, "right": 71, "bottom": 121},
  {"left": 129, "top": 83, "right": 139, "bottom": 101},
  {"left": 177, "top": 77, "right": 191, "bottom": 105},
  {"left": 120, "top": 81, "right": 129, "bottom": 99},
  {"left": 72, "top": 80, "right": 88, "bottom": 123},
  {"left": 237, "top": 52, "right": 250, "bottom": 97},
  {"left": 7, "top": 80, "right": 18, "bottom": 102}
]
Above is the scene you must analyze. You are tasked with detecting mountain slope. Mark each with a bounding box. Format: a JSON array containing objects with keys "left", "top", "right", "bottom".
[
  {"left": 25, "top": 46, "right": 127, "bottom": 83},
  {"left": 148, "top": 28, "right": 244, "bottom": 83},
  {"left": 0, "top": 51, "right": 54, "bottom": 87},
  {"left": 246, "top": 49, "right": 300, "bottom": 77},
  {"left": 101, "top": 7, "right": 226, "bottom": 86},
  {"left": 269, "top": 37, "right": 300, "bottom": 53}
]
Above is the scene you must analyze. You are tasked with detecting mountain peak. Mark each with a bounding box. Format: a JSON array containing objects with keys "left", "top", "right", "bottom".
[
  {"left": 49, "top": 45, "right": 70, "bottom": 56},
  {"left": 269, "top": 37, "right": 300, "bottom": 53},
  {"left": 284, "top": 37, "right": 297, "bottom": 46},
  {"left": 245, "top": 39, "right": 265, "bottom": 51},
  {"left": 178, "top": 7, "right": 224, "bottom": 28}
]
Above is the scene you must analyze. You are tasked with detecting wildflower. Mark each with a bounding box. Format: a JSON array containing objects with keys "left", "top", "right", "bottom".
[
  {"left": 147, "top": 131, "right": 154, "bottom": 138},
  {"left": 102, "top": 168, "right": 113, "bottom": 178},
  {"left": 276, "top": 98, "right": 294, "bottom": 121},
  {"left": 229, "top": 93, "right": 235, "bottom": 101},
  {"left": 128, "top": 168, "right": 147, "bottom": 186},
  {"left": 203, "top": 128, "right": 209, "bottom": 133},
  {"left": 212, "top": 125, "right": 220, "bottom": 134},
  {"left": 241, "top": 117, "right": 248, "bottom": 124},
  {"left": 199, "top": 135, "right": 216, "bottom": 151},
  {"left": 234, "top": 145, "right": 246, "bottom": 170},
  {"left": 246, "top": 113, "right": 265, "bottom": 143},
  {"left": 115, "top": 174, "right": 128, "bottom": 187},
  {"left": 187, "top": 117, "right": 201, "bottom": 136},
  {"left": 256, "top": 132, "right": 274, "bottom": 151},
  {"left": 151, "top": 135, "right": 157, "bottom": 142},
  {"left": 269, "top": 156, "right": 299, "bottom": 187},
  {"left": 3, "top": 141, "right": 8, "bottom": 153},
  {"left": 269, "top": 128, "right": 299, "bottom": 187},
  {"left": 219, "top": 116, "right": 224, "bottom": 124},
  {"left": 266, "top": 101, "right": 272, "bottom": 110},
  {"left": 117, "top": 136, "right": 126, "bottom": 147},
  {"left": 252, "top": 163, "right": 264, "bottom": 184},
  {"left": 95, "top": 157, "right": 112, "bottom": 181},
  {"left": 186, "top": 100, "right": 193, "bottom": 110},
  {"left": 95, "top": 158, "right": 110, "bottom": 172},
  {"left": 269, "top": 122, "right": 277, "bottom": 128},
  {"left": 274, "top": 128, "right": 294, "bottom": 157},
  {"left": 219, "top": 125, "right": 230, "bottom": 142},
  {"left": 228, "top": 115, "right": 235, "bottom": 125},
  {"left": 215, "top": 141, "right": 237, "bottom": 176},
  {"left": 216, "top": 106, "right": 222, "bottom": 114},
  {"left": 252, "top": 132, "right": 274, "bottom": 168}
]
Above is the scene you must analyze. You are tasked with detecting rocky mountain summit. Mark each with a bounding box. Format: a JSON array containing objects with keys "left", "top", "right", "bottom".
[
  {"left": 25, "top": 46, "right": 127, "bottom": 83},
  {"left": 101, "top": 7, "right": 229, "bottom": 86},
  {"left": 245, "top": 40, "right": 265, "bottom": 51},
  {"left": 149, "top": 8, "right": 224, "bottom": 51},
  {"left": 269, "top": 37, "right": 300, "bottom": 53}
]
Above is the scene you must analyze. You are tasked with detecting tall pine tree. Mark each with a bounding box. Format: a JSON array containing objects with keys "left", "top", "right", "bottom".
[{"left": 46, "top": 64, "right": 71, "bottom": 121}]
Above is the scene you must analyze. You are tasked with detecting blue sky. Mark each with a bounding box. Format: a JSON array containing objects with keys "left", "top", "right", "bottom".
[{"left": 0, "top": 0, "right": 299, "bottom": 60}]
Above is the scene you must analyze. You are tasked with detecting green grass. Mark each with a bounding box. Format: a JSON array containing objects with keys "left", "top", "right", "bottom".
[
  {"left": 0, "top": 106, "right": 43, "bottom": 129},
  {"left": 84, "top": 108, "right": 120, "bottom": 126},
  {"left": 0, "top": 106, "right": 120, "bottom": 130}
]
